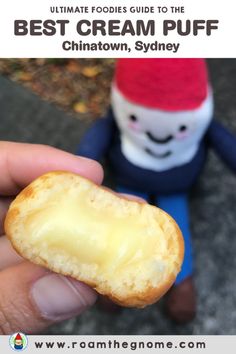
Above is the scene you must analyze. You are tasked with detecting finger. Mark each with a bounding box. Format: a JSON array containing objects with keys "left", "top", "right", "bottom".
[
  {"left": 0, "top": 261, "right": 97, "bottom": 334},
  {"left": 0, "top": 236, "right": 22, "bottom": 270},
  {"left": 0, "top": 141, "right": 103, "bottom": 195},
  {"left": 101, "top": 186, "right": 147, "bottom": 203},
  {"left": 118, "top": 193, "right": 147, "bottom": 203}
]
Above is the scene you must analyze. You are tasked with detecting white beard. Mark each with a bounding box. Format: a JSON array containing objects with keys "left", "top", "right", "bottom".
[{"left": 120, "top": 134, "right": 200, "bottom": 172}]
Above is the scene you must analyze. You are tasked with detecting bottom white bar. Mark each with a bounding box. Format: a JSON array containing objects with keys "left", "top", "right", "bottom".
[{"left": 0, "top": 335, "right": 235, "bottom": 353}]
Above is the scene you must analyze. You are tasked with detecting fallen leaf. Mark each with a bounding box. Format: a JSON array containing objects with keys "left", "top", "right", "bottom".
[
  {"left": 73, "top": 102, "right": 88, "bottom": 113},
  {"left": 35, "top": 58, "right": 46, "bottom": 66},
  {"left": 81, "top": 65, "right": 101, "bottom": 78},
  {"left": 19, "top": 58, "right": 31, "bottom": 64},
  {"left": 13, "top": 71, "right": 33, "bottom": 82},
  {"left": 67, "top": 60, "right": 81, "bottom": 73},
  {"left": 20, "top": 72, "right": 33, "bottom": 81}
]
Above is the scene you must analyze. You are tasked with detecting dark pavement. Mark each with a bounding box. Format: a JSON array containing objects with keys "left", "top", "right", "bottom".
[{"left": 1, "top": 59, "right": 236, "bottom": 334}]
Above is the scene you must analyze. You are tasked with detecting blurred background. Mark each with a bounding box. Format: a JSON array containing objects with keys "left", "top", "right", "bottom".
[
  {"left": 0, "top": 59, "right": 115, "bottom": 120},
  {"left": 0, "top": 59, "right": 236, "bottom": 334}
]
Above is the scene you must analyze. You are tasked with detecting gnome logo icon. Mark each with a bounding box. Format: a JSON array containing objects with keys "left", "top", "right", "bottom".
[
  {"left": 9, "top": 332, "right": 28, "bottom": 351},
  {"left": 14, "top": 333, "right": 23, "bottom": 350}
]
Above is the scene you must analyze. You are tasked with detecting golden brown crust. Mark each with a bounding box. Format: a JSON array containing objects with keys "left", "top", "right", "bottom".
[
  {"left": 4, "top": 171, "right": 184, "bottom": 308},
  {"left": 108, "top": 219, "right": 184, "bottom": 308},
  {"left": 107, "top": 277, "right": 175, "bottom": 308}
]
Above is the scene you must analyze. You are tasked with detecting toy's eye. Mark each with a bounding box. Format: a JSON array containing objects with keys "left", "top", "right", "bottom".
[
  {"left": 129, "top": 114, "right": 138, "bottom": 122},
  {"left": 179, "top": 125, "right": 187, "bottom": 132}
]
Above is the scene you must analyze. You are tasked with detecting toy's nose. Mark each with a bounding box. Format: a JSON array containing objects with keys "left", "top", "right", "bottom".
[{"left": 146, "top": 132, "right": 173, "bottom": 144}]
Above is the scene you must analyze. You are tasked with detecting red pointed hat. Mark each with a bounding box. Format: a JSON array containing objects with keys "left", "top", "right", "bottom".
[
  {"left": 114, "top": 59, "right": 209, "bottom": 111},
  {"left": 15, "top": 333, "right": 22, "bottom": 340}
]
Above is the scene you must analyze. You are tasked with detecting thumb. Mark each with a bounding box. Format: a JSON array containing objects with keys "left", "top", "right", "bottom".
[{"left": 0, "top": 261, "right": 97, "bottom": 334}]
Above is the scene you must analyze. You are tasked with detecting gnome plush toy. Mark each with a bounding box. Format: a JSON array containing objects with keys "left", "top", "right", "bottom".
[{"left": 77, "top": 59, "right": 236, "bottom": 323}]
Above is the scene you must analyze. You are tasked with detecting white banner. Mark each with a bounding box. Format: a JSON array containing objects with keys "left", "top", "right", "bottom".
[
  {"left": 1, "top": 334, "right": 236, "bottom": 353},
  {"left": 0, "top": 0, "right": 235, "bottom": 57}
]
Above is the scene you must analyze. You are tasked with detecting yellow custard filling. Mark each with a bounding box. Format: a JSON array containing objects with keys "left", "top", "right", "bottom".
[{"left": 24, "top": 192, "right": 168, "bottom": 273}]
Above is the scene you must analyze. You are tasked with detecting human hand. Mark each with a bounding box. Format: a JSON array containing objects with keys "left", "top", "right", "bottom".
[{"left": 0, "top": 141, "right": 103, "bottom": 334}]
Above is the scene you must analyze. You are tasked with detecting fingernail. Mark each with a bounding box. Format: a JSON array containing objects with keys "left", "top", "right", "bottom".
[{"left": 31, "top": 274, "right": 97, "bottom": 320}]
